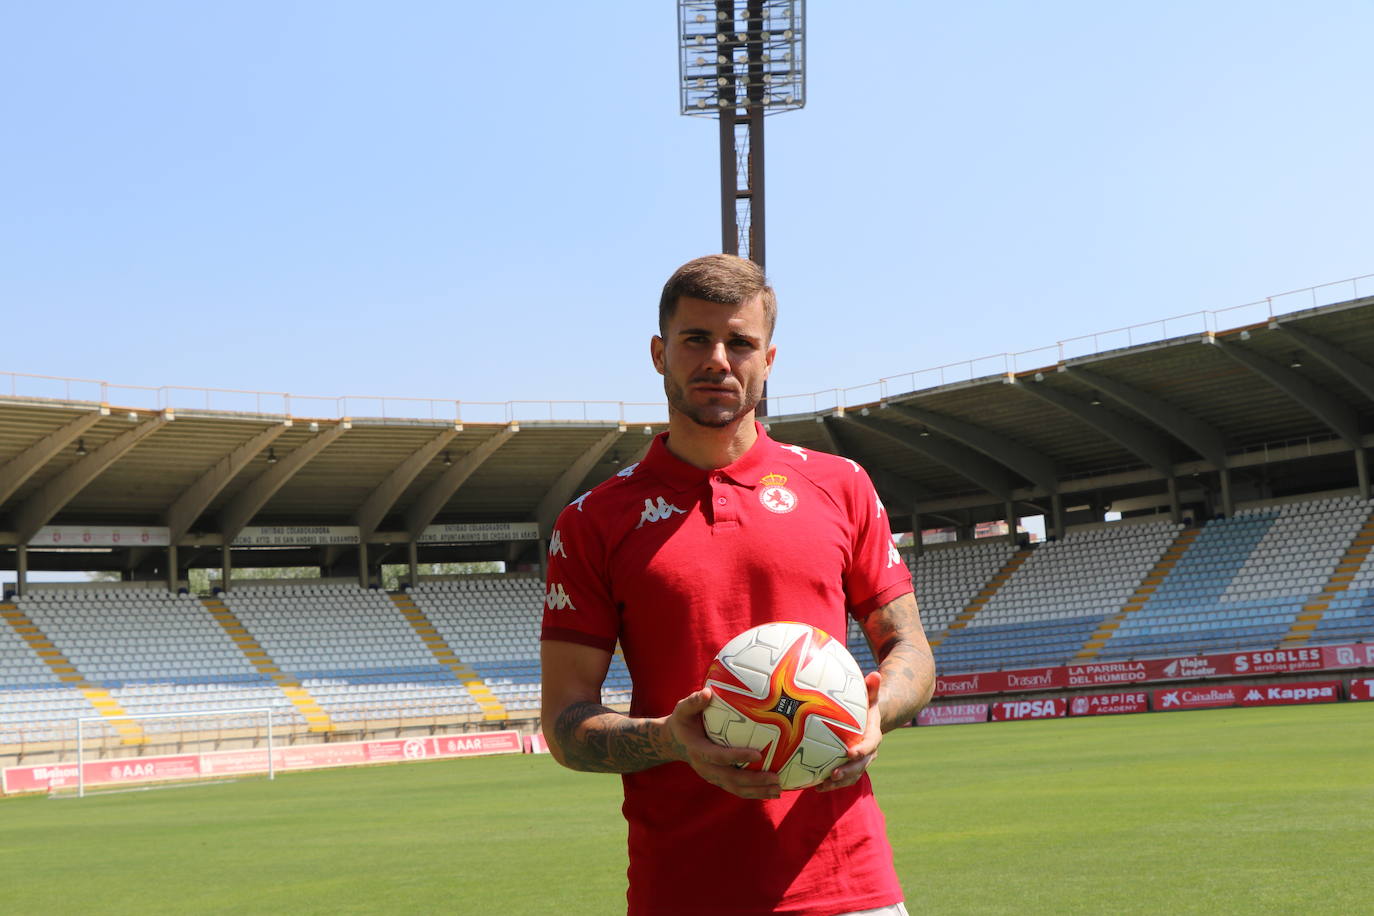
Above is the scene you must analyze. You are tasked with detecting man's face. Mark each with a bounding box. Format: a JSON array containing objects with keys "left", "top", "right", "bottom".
[{"left": 651, "top": 294, "right": 776, "bottom": 429}]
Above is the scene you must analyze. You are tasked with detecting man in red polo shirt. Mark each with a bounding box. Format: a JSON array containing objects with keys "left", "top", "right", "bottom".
[{"left": 541, "top": 254, "right": 934, "bottom": 915}]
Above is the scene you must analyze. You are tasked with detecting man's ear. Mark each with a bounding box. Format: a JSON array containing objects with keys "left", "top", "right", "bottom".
[{"left": 651, "top": 335, "right": 666, "bottom": 376}]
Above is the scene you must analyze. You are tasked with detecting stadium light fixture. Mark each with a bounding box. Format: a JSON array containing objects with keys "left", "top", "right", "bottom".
[
  {"left": 443, "top": 451, "right": 453, "bottom": 467},
  {"left": 679, "top": 0, "right": 804, "bottom": 418},
  {"left": 919, "top": 426, "right": 931, "bottom": 438},
  {"left": 75, "top": 439, "right": 88, "bottom": 457},
  {"left": 1289, "top": 353, "right": 1303, "bottom": 369},
  {"left": 266, "top": 447, "right": 279, "bottom": 465},
  {"left": 1090, "top": 391, "right": 1102, "bottom": 406}
]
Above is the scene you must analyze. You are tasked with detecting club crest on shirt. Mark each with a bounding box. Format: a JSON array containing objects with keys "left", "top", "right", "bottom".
[{"left": 758, "top": 473, "right": 798, "bottom": 514}]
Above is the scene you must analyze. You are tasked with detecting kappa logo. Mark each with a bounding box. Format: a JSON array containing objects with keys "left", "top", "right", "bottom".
[
  {"left": 616, "top": 462, "right": 640, "bottom": 478},
  {"left": 886, "top": 543, "right": 902, "bottom": 569},
  {"left": 758, "top": 473, "right": 798, "bottom": 514},
  {"left": 843, "top": 457, "right": 861, "bottom": 473},
  {"left": 780, "top": 444, "right": 809, "bottom": 461},
  {"left": 545, "top": 583, "right": 576, "bottom": 611},
  {"left": 875, "top": 489, "right": 886, "bottom": 519},
  {"left": 569, "top": 491, "right": 591, "bottom": 512},
  {"left": 549, "top": 529, "right": 567, "bottom": 558},
  {"left": 637, "top": 496, "right": 686, "bottom": 528}
]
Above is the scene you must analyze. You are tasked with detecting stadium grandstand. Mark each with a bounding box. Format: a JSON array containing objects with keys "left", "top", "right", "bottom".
[{"left": 3, "top": 286, "right": 1374, "bottom": 772}]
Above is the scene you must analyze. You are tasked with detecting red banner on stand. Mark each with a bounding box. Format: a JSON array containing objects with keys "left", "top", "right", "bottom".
[
  {"left": 936, "top": 642, "right": 1372, "bottom": 698},
  {"left": 1068, "top": 692, "right": 1149, "bottom": 716},
  {"left": 934, "top": 666, "right": 1066, "bottom": 697},
  {"left": 990, "top": 698, "right": 1067, "bottom": 722},
  {"left": 1322, "top": 644, "right": 1374, "bottom": 670},
  {"left": 1349, "top": 678, "right": 1374, "bottom": 701}
]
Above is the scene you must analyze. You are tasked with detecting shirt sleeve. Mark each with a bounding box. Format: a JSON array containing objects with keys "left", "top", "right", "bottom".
[
  {"left": 539, "top": 494, "right": 620, "bottom": 653},
  {"left": 842, "top": 463, "right": 914, "bottom": 620}
]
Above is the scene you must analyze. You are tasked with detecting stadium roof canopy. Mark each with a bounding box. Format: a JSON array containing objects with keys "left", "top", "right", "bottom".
[{"left": 2, "top": 294, "right": 1372, "bottom": 581}]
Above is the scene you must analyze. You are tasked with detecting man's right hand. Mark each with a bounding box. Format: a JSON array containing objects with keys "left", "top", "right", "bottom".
[{"left": 663, "top": 687, "right": 782, "bottom": 800}]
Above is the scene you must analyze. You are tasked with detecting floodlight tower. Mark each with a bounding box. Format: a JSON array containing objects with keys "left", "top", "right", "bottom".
[{"left": 679, "top": 0, "right": 805, "bottom": 414}]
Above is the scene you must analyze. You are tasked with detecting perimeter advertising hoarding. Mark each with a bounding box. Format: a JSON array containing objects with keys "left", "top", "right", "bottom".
[
  {"left": 1349, "top": 678, "right": 1374, "bottom": 701},
  {"left": 1151, "top": 685, "right": 1240, "bottom": 711},
  {"left": 1235, "top": 681, "right": 1341, "bottom": 707},
  {"left": 916, "top": 703, "right": 989, "bottom": 726},
  {"left": 934, "top": 666, "right": 1066, "bottom": 697},
  {"left": 1068, "top": 692, "right": 1149, "bottom": 716},
  {"left": 936, "top": 643, "right": 1371, "bottom": 698},
  {"left": 2, "top": 731, "right": 523, "bottom": 795},
  {"left": 990, "top": 698, "right": 1067, "bottom": 722}
]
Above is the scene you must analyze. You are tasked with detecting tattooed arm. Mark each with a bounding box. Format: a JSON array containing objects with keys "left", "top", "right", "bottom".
[
  {"left": 540, "top": 639, "right": 780, "bottom": 798},
  {"left": 816, "top": 591, "right": 934, "bottom": 792}
]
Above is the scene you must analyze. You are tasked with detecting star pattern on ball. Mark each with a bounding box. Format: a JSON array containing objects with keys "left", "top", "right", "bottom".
[{"left": 705, "top": 627, "right": 864, "bottom": 774}]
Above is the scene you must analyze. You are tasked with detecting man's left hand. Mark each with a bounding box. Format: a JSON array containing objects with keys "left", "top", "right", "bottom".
[{"left": 815, "top": 671, "right": 882, "bottom": 792}]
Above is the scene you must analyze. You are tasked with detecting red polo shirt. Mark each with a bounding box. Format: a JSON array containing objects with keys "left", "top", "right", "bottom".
[{"left": 542, "top": 424, "right": 912, "bottom": 916}]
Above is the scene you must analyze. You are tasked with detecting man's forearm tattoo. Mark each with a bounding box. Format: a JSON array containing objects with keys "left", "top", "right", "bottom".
[
  {"left": 553, "top": 700, "right": 677, "bottom": 774},
  {"left": 864, "top": 594, "right": 936, "bottom": 732}
]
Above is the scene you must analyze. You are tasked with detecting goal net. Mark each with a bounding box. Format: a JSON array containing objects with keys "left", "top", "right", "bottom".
[{"left": 65, "top": 707, "right": 276, "bottom": 798}]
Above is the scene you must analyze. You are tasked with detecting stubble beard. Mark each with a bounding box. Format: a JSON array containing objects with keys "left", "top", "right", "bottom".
[{"left": 664, "top": 375, "right": 761, "bottom": 429}]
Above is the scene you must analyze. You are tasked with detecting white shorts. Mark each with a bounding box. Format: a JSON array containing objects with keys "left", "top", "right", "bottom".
[{"left": 836, "top": 904, "right": 909, "bottom": 916}]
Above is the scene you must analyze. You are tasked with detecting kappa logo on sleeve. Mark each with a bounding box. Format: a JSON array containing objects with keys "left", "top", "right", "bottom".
[
  {"left": 636, "top": 496, "right": 686, "bottom": 528},
  {"left": 569, "top": 491, "right": 591, "bottom": 511},
  {"left": 875, "top": 490, "right": 886, "bottom": 519},
  {"left": 545, "top": 583, "right": 576, "bottom": 611},
  {"left": 886, "top": 542, "right": 902, "bottom": 569},
  {"left": 549, "top": 529, "right": 567, "bottom": 558},
  {"left": 780, "top": 444, "right": 809, "bottom": 461},
  {"left": 615, "top": 462, "right": 639, "bottom": 478}
]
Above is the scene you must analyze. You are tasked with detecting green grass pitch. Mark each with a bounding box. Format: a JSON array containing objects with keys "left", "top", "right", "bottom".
[{"left": 3, "top": 703, "right": 1369, "bottom": 914}]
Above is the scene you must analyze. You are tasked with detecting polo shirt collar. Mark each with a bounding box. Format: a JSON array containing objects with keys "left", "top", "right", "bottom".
[{"left": 641, "top": 422, "right": 775, "bottom": 492}]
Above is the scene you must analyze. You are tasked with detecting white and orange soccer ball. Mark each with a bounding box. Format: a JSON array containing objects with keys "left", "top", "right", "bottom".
[{"left": 702, "top": 621, "right": 869, "bottom": 790}]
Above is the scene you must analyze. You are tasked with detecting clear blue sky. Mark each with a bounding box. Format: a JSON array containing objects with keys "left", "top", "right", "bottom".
[{"left": 3, "top": 2, "right": 1371, "bottom": 419}]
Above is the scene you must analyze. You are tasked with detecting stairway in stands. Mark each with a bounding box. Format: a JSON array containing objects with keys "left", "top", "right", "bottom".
[
  {"left": 1279, "top": 508, "right": 1374, "bottom": 648},
  {"left": 929, "top": 547, "right": 1032, "bottom": 650},
  {"left": 202, "top": 596, "right": 332, "bottom": 732},
  {"left": 1075, "top": 526, "right": 1200, "bottom": 660},
  {"left": 388, "top": 593, "right": 508, "bottom": 721},
  {"left": 0, "top": 602, "right": 145, "bottom": 745}
]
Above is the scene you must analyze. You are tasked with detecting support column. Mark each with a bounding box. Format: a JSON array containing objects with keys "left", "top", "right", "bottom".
[
  {"left": 1167, "top": 476, "right": 1181, "bottom": 524},
  {"left": 1050, "top": 492, "right": 1065, "bottom": 541},
  {"left": 537, "top": 538, "right": 549, "bottom": 579},
  {"left": 1220, "top": 468, "right": 1235, "bottom": 519},
  {"left": 16, "top": 544, "right": 27, "bottom": 597},
  {"left": 911, "top": 507, "right": 924, "bottom": 557},
  {"left": 220, "top": 543, "right": 232, "bottom": 594},
  {"left": 407, "top": 540, "right": 419, "bottom": 589},
  {"left": 167, "top": 543, "right": 179, "bottom": 593},
  {"left": 1004, "top": 500, "right": 1018, "bottom": 546},
  {"left": 358, "top": 541, "right": 369, "bottom": 589},
  {"left": 1357, "top": 448, "right": 1370, "bottom": 501}
]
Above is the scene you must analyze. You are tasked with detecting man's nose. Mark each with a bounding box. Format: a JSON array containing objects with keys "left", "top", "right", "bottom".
[{"left": 704, "top": 341, "right": 730, "bottom": 371}]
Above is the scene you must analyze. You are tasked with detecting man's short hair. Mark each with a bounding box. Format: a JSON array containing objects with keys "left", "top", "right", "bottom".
[{"left": 658, "top": 254, "right": 777, "bottom": 340}]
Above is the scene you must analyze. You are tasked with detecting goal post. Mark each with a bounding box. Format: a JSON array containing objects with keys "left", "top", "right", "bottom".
[{"left": 74, "top": 707, "right": 275, "bottom": 798}]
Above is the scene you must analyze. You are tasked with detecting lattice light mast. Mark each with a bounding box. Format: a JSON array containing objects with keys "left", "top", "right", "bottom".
[{"left": 679, "top": 1, "right": 804, "bottom": 414}]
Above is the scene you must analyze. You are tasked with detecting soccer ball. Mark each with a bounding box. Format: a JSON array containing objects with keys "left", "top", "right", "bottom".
[{"left": 702, "top": 621, "right": 869, "bottom": 790}]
